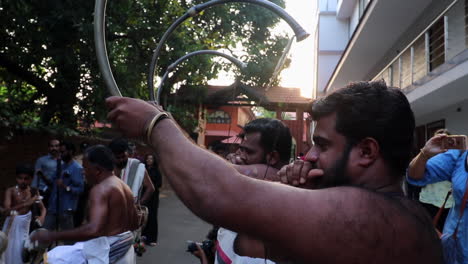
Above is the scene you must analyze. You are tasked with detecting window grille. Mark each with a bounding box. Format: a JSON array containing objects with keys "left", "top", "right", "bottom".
[{"left": 429, "top": 18, "right": 445, "bottom": 71}]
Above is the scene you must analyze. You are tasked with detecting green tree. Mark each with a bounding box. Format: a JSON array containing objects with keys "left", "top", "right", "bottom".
[{"left": 0, "top": 0, "right": 289, "bottom": 134}]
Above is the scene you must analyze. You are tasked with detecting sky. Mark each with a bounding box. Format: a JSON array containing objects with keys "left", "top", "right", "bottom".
[
  {"left": 279, "top": 0, "right": 316, "bottom": 98},
  {"left": 208, "top": 0, "right": 317, "bottom": 98}
]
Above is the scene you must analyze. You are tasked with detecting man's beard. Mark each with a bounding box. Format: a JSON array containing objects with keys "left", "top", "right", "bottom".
[{"left": 317, "top": 142, "right": 354, "bottom": 189}]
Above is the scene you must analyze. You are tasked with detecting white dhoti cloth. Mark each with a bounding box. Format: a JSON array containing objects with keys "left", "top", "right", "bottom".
[
  {"left": 47, "top": 231, "right": 135, "bottom": 264},
  {"left": 1, "top": 211, "right": 31, "bottom": 264},
  {"left": 120, "top": 158, "right": 145, "bottom": 200}
]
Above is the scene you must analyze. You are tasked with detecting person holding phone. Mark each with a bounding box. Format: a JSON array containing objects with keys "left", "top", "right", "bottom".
[
  {"left": 407, "top": 132, "right": 468, "bottom": 262},
  {"left": 43, "top": 141, "right": 84, "bottom": 243}
]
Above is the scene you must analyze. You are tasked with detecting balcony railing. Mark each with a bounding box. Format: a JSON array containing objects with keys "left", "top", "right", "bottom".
[{"left": 372, "top": 0, "right": 468, "bottom": 89}]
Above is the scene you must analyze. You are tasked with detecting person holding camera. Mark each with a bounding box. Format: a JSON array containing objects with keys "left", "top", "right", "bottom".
[
  {"left": 407, "top": 132, "right": 468, "bottom": 262},
  {"left": 43, "top": 141, "right": 84, "bottom": 243}
]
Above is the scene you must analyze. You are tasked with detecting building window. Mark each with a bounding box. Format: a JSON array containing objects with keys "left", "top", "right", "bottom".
[
  {"left": 429, "top": 18, "right": 445, "bottom": 71},
  {"left": 207, "top": 110, "right": 231, "bottom": 124}
]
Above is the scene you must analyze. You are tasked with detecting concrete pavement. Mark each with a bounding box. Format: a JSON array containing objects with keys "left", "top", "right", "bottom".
[{"left": 138, "top": 190, "right": 212, "bottom": 263}]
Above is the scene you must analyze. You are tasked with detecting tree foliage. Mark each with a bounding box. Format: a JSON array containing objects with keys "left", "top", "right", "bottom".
[{"left": 0, "top": 0, "right": 289, "bottom": 134}]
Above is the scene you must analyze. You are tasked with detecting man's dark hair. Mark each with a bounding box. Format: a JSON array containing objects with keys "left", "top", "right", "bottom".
[
  {"left": 60, "top": 141, "right": 76, "bottom": 155},
  {"left": 48, "top": 138, "right": 60, "bottom": 146},
  {"left": 108, "top": 138, "right": 129, "bottom": 154},
  {"left": 84, "top": 145, "right": 115, "bottom": 171},
  {"left": 312, "top": 80, "right": 415, "bottom": 176},
  {"left": 16, "top": 163, "right": 34, "bottom": 178},
  {"left": 240, "top": 118, "right": 292, "bottom": 162}
]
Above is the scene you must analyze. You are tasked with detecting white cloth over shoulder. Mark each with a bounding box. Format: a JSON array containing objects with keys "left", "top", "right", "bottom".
[
  {"left": 1, "top": 211, "right": 31, "bottom": 264},
  {"left": 120, "top": 158, "right": 145, "bottom": 199},
  {"left": 47, "top": 231, "right": 135, "bottom": 264},
  {"left": 215, "top": 228, "right": 275, "bottom": 264}
]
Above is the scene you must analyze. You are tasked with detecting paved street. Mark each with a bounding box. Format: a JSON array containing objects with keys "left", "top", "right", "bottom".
[{"left": 139, "top": 190, "right": 212, "bottom": 263}]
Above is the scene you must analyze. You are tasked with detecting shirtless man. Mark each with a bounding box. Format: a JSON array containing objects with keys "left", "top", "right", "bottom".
[
  {"left": 2, "top": 164, "right": 46, "bottom": 264},
  {"left": 109, "top": 138, "right": 155, "bottom": 204},
  {"left": 214, "top": 118, "right": 292, "bottom": 264},
  {"left": 106, "top": 81, "right": 443, "bottom": 263},
  {"left": 32, "top": 145, "right": 139, "bottom": 263}
]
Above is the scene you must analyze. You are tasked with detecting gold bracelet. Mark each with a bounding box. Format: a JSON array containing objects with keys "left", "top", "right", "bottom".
[
  {"left": 146, "top": 112, "right": 169, "bottom": 145},
  {"left": 420, "top": 148, "right": 430, "bottom": 159}
]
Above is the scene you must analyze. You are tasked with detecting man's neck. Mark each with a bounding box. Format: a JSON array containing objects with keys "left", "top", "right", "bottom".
[
  {"left": 352, "top": 162, "right": 403, "bottom": 194},
  {"left": 96, "top": 172, "right": 114, "bottom": 184}
]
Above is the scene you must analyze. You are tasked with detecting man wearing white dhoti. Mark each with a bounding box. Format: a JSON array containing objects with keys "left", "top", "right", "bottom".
[
  {"left": 109, "top": 138, "right": 154, "bottom": 203},
  {"left": 31, "top": 145, "right": 140, "bottom": 264},
  {"left": 2, "top": 163, "right": 46, "bottom": 264},
  {"left": 2, "top": 212, "right": 31, "bottom": 264}
]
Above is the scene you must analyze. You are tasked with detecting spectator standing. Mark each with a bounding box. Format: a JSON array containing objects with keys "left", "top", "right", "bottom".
[
  {"left": 33, "top": 139, "right": 61, "bottom": 208},
  {"left": 2, "top": 164, "right": 46, "bottom": 264},
  {"left": 142, "top": 154, "right": 162, "bottom": 246},
  {"left": 43, "top": 141, "right": 84, "bottom": 241},
  {"left": 408, "top": 133, "right": 468, "bottom": 262},
  {"left": 418, "top": 129, "right": 454, "bottom": 231}
]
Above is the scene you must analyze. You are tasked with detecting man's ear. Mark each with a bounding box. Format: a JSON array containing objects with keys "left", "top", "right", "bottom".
[
  {"left": 266, "top": 151, "right": 280, "bottom": 167},
  {"left": 355, "top": 137, "right": 379, "bottom": 167}
]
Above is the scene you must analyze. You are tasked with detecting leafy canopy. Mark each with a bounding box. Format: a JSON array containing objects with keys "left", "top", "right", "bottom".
[{"left": 0, "top": 0, "right": 289, "bottom": 134}]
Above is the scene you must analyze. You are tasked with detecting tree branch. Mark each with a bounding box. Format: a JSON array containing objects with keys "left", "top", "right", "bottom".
[{"left": 0, "top": 54, "right": 52, "bottom": 96}]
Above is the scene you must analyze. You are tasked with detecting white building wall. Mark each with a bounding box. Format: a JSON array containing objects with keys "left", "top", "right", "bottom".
[
  {"left": 416, "top": 98, "right": 468, "bottom": 135},
  {"left": 317, "top": 54, "right": 342, "bottom": 93},
  {"left": 446, "top": 0, "right": 466, "bottom": 60},
  {"left": 319, "top": 15, "right": 350, "bottom": 51},
  {"left": 314, "top": 0, "right": 350, "bottom": 95},
  {"left": 319, "top": 0, "right": 338, "bottom": 12},
  {"left": 349, "top": 2, "right": 360, "bottom": 37}
]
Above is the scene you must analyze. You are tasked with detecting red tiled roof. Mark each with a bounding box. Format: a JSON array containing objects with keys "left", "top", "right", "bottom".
[
  {"left": 221, "top": 136, "right": 241, "bottom": 144},
  {"left": 261, "top": 86, "right": 311, "bottom": 105},
  {"left": 205, "top": 85, "right": 312, "bottom": 105},
  {"left": 205, "top": 129, "right": 240, "bottom": 137}
]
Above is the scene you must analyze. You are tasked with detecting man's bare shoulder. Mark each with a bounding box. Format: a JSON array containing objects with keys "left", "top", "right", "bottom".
[
  {"left": 252, "top": 185, "right": 443, "bottom": 263},
  {"left": 320, "top": 186, "right": 442, "bottom": 263},
  {"left": 90, "top": 176, "right": 121, "bottom": 196}
]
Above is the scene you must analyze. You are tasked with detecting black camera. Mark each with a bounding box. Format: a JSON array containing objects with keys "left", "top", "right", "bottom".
[{"left": 186, "top": 239, "right": 215, "bottom": 256}]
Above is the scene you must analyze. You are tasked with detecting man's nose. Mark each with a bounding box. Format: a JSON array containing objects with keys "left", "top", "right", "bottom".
[{"left": 304, "top": 148, "right": 318, "bottom": 162}]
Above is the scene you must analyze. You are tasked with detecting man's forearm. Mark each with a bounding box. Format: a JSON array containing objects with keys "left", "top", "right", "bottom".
[
  {"left": 149, "top": 118, "right": 244, "bottom": 223},
  {"left": 50, "top": 223, "right": 101, "bottom": 242}
]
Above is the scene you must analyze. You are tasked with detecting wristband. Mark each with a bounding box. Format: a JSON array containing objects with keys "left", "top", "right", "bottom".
[{"left": 146, "top": 112, "right": 169, "bottom": 145}]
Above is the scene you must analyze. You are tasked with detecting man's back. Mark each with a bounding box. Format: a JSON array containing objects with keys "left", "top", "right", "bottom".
[{"left": 90, "top": 176, "right": 138, "bottom": 236}]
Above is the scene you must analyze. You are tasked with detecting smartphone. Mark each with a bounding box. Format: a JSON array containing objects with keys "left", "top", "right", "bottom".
[{"left": 442, "top": 135, "right": 467, "bottom": 150}]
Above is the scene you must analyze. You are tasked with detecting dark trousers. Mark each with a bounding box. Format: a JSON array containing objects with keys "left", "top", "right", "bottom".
[
  {"left": 143, "top": 189, "right": 160, "bottom": 243},
  {"left": 421, "top": 202, "right": 450, "bottom": 232}
]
